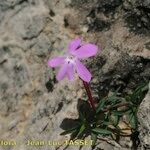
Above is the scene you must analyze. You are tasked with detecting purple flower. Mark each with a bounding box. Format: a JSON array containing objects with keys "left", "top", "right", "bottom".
[{"left": 48, "top": 38, "right": 98, "bottom": 82}]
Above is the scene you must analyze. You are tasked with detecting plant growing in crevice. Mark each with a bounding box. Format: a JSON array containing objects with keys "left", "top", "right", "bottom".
[
  {"left": 60, "top": 83, "right": 148, "bottom": 149},
  {"left": 47, "top": 38, "right": 149, "bottom": 149}
]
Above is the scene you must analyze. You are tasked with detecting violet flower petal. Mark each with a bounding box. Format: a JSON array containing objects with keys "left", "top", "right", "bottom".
[
  {"left": 67, "top": 64, "right": 74, "bottom": 81},
  {"left": 48, "top": 57, "right": 65, "bottom": 67},
  {"left": 56, "top": 63, "right": 68, "bottom": 81},
  {"left": 75, "top": 59, "right": 92, "bottom": 82},
  {"left": 69, "top": 38, "right": 81, "bottom": 53},
  {"left": 73, "top": 44, "right": 98, "bottom": 59}
]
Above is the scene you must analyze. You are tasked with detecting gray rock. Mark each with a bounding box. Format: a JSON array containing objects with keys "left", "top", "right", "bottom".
[
  {"left": 32, "top": 33, "right": 52, "bottom": 57},
  {"left": 0, "top": 0, "right": 26, "bottom": 11},
  {"left": 9, "top": 8, "right": 47, "bottom": 39},
  {"left": 138, "top": 83, "right": 150, "bottom": 149},
  {"left": 0, "top": 46, "right": 30, "bottom": 114}
]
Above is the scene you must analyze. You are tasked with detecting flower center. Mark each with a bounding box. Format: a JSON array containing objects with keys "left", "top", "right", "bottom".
[{"left": 65, "top": 55, "right": 75, "bottom": 64}]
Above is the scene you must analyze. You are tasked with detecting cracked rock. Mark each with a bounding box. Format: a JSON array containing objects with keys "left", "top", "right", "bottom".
[{"left": 138, "top": 84, "right": 150, "bottom": 150}]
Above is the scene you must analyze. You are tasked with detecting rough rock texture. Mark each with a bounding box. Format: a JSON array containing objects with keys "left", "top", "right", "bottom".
[
  {"left": 124, "top": 0, "right": 150, "bottom": 35},
  {"left": 0, "top": 0, "right": 150, "bottom": 150},
  {"left": 138, "top": 84, "right": 150, "bottom": 150}
]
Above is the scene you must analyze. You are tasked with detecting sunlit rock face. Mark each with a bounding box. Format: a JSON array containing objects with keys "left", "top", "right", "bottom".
[{"left": 0, "top": 0, "right": 149, "bottom": 150}]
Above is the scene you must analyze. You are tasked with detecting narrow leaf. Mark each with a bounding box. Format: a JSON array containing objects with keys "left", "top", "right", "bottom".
[
  {"left": 60, "top": 126, "right": 79, "bottom": 135},
  {"left": 92, "top": 128, "right": 112, "bottom": 135},
  {"left": 129, "top": 113, "right": 138, "bottom": 129},
  {"left": 96, "top": 98, "right": 107, "bottom": 113},
  {"left": 77, "top": 124, "right": 86, "bottom": 137},
  {"left": 110, "top": 114, "right": 119, "bottom": 126},
  {"left": 91, "top": 132, "right": 97, "bottom": 146}
]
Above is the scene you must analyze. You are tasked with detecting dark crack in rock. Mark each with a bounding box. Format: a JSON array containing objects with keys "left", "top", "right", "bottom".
[
  {"left": 87, "top": 18, "right": 111, "bottom": 32},
  {"left": 71, "top": 0, "right": 123, "bottom": 32},
  {"left": 70, "top": 0, "right": 97, "bottom": 9},
  {"left": 124, "top": 0, "right": 150, "bottom": 35},
  {"left": 97, "top": 0, "right": 123, "bottom": 15},
  {"left": 88, "top": 53, "right": 150, "bottom": 99}
]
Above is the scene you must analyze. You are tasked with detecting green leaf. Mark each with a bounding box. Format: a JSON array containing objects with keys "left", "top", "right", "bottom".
[
  {"left": 141, "top": 83, "right": 149, "bottom": 92},
  {"left": 77, "top": 124, "right": 86, "bottom": 137},
  {"left": 128, "top": 107, "right": 138, "bottom": 129},
  {"left": 107, "top": 95, "right": 121, "bottom": 104},
  {"left": 60, "top": 126, "right": 79, "bottom": 135},
  {"left": 70, "top": 129, "right": 80, "bottom": 140},
  {"left": 129, "top": 113, "right": 138, "bottom": 129},
  {"left": 110, "top": 114, "right": 119, "bottom": 126},
  {"left": 129, "top": 83, "right": 149, "bottom": 104},
  {"left": 135, "top": 83, "right": 148, "bottom": 93},
  {"left": 96, "top": 97, "right": 107, "bottom": 113},
  {"left": 130, "top": 90, "right": 141, "bottom": 104},
  {"left": 125, "top": 95, "right": 131, "bottom": 102},
  {"left": 91, "top": 132, "right": 97, "bottom": 146},
  {"left": 92, "top": 128, "right": 112, "bottom": 135},
  {"left": 112, "top": 109, "right": 130, "bottom": 116},
  {"left": 107, "top": 90, "right": 122, "bottom": 104},
  {"left": 102, "top": 121, "right": 111, "bottom": 126}
]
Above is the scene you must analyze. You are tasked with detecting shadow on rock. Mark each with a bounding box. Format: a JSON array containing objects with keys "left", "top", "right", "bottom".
[{"left": 60, "top": 99, "right": 95, "bottom": 140}]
